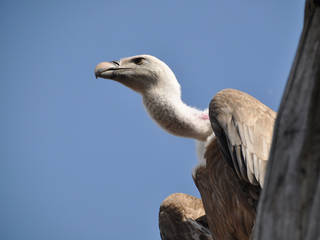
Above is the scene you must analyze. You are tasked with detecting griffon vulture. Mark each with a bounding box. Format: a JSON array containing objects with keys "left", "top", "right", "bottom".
[{"left": 94, "top": 55, "right": 275, "bottom": 239}]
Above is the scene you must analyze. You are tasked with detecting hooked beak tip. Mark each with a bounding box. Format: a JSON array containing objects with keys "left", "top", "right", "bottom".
[{"left": 94, "top": 61, "right": 119, "bottom": 79}]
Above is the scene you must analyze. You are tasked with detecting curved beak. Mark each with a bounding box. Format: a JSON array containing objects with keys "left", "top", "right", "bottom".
[{"left": 94, "top": 61, "right": 120, "bottom": 79}]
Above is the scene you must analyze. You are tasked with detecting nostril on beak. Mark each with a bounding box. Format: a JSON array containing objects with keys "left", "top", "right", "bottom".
[{"left": 111, "top": 60, "right": 120, "bottom": 66}]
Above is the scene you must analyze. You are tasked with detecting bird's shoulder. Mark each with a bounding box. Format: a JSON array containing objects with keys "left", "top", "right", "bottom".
[{"left": 208, "top": 89, "right": 276, "bottom": 186}]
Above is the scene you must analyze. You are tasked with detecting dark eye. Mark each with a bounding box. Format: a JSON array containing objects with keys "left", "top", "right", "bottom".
[{"left": 132, "top": 57, "right": 145, "bottom": 65}]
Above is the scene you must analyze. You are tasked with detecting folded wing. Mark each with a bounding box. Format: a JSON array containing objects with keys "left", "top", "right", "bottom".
[{"left": 209, "top": 89, "right": 276, "bottom": 187}]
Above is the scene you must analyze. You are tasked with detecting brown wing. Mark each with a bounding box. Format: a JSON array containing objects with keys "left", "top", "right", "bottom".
[
  {"left": 159, "top": 193, "right": 213, "bottom": 240},
  {"left": 209, "top": 89, "right": 276, "bottom": 187}
]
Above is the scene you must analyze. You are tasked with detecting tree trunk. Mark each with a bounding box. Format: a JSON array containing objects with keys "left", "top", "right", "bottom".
[{"left": 252, "top": 1, "right": 320, "bottom": 239}]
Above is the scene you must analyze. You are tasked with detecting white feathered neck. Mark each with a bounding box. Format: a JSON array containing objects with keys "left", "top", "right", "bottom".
[{"left": 141, "top": 76, "right": 212, "bottom": 142}]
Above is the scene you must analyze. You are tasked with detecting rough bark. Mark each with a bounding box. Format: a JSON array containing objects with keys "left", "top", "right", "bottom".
[{"left": 252, "top": 1, "right": 320, "bottom": 239}]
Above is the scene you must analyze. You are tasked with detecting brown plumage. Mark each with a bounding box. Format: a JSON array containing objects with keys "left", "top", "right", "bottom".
[
  {"left": 194, "top": 138, "right": 260, "bottom": 240},
  {"left": 159, "top": 193, "right": 213, "bottom": 240},
  {"left": 193, "top": 89, "right": 275, "bottom": 239},
  {"left": 209, "top": 89, "right": 276, "bottom": 187}
]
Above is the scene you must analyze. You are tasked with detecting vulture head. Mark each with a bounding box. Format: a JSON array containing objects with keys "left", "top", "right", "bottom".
[{"left": 95, "top": 55, "right": 181, "bottom": 97}]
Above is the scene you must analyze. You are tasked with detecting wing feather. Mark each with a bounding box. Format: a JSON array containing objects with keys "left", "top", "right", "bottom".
[{"left": 209, "top": 89, "right": 276, "bottom": 187}]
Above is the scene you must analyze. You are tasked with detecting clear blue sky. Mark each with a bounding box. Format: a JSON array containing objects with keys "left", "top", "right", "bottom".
[{"left": 1, "top": 1, "right": 304, "bottom": 239}]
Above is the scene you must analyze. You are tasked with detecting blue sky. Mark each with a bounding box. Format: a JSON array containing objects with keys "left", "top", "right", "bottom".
[{"left": 1, "top": 1, "right": 304, "bottom": 239}]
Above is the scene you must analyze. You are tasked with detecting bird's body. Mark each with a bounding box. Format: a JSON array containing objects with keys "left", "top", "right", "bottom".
[
  {"left": 95, "top": 55, "right": 275, "bottom": 239},
  {"left": 194, "top": 137, "right": 260, "bottom": 240}
]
